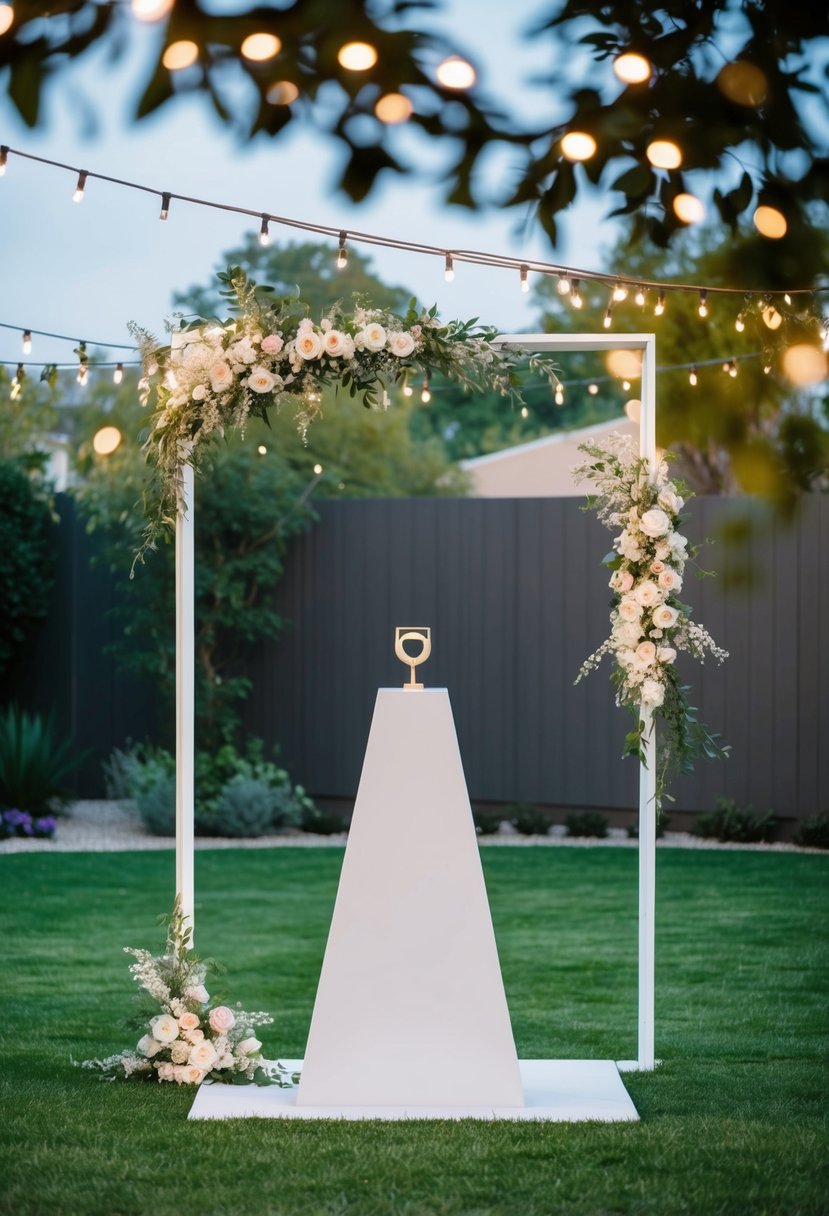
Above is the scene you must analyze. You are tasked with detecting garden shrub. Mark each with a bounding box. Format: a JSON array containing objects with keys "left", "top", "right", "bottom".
[
  {"left": 794, "top": 814, "right": 829, "bottom": 850},
  {"left": 473, "top": 808, "right": 504, "bottom": 836},
  {"left": 136, "top": 771, "right": 176, "bottom": 837},
  {"left": 565, "top": 811, "right": 609, "bottom": 838},
  {"left": 508, "top": 803, "right": 551, "bottom": 836},
  {"left": 209, "top": 775, "right": 277, "bottom": 838},
  {"left": 0, "top": 460, "right": 55, "bottom": 679},
  {"left": 694, "top": 796, "right": 776, "bottom": 843},
  {"left": 301, "top": 804, "right": 350, "bottom": 835},
  {"left": 0, "top": 705, "right": 86, "bottom": 815}
]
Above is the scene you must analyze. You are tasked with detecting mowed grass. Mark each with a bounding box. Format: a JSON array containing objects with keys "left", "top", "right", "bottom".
[{"left": 0, "top": 846, "right": 827, "bottom": 1216}]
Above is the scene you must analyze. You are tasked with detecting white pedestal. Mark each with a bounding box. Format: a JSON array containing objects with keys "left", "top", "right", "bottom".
[{"left": 296, "top": 688, "right": 524, "bottom": 1109}]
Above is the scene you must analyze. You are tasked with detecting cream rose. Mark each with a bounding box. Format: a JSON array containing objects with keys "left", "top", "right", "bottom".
[
  {"left": 657, "top": 646, "right": 677, "bottom": 664},
  {"left": 658, "top": 487, "right": 684, "bottom": 514},
  {"left": 389, "top": 331, "right": 415, "bottom": 357},
  {"left": 209, "top": 361, "right": 233, "bottom": 392},
  {"left": 171, "top": 1040, "right": 190, "bottom": 1064},
  {"left": 178, "top": 1012, "right": 200, "bottom": 1033},
  {"left": 635, "top": 641, "right": 657, "bottom": 665},
  {"left": 186, "top": 985, "right": 209, "bottom": 1004},
  {"left": 191, "top": 384, "right": 208, "bottom": 401},
  {"left": 209, "top": 1005, "right": 236, "bottom": 1033},
  {"left": 639, "top": 507, "right": 672, "bottom": 538},
  {"left": 236, "top": 1036, "right": 262, "bottom": 1056},
  {"left": 657, "top": 568, "right": 682, "bottom": 593},
  {"left": 150, "top": 1014, "right": 179, "bottom": 1044},
  {"left": 323, "top": 330, "right": 348, "bottom": 357},
  {"left": 136, "top": 1034, "right": 163, "bottom": 1058},
  {"left": 189, "top": 1040, "right": 219, "bottom": 1071},
  {"left": 613, "top": 620, "right": 642, "bottom": 646},
  {"left": 652, "top": 604, "right": 679, "bottom": 630},
  {"left": 633, "top": 580, "right": 662, "bottom": 608},
  {"left": 610, "top": 569, "right": 634, "bottom": 593},
  {"left": 247, "top": 367, "right": 277, "bottom": 393},
  {"left": 261, "top": 334, "right": 284, "bottom": 355},
  {"left": 295, "top": 331, "right": 323, "bottom": 360},
  {"left": 641, "top": 678, "right": 665, "bottom": 707},
  {"left": 649, "top": 560, "right": 665, "bottom": 575},
  {"left": 360, "top": 323, "right": 387, "bottom": 351},
  {"left": 181, "top": 1066, "right": 205, "bottom": 1085},
  {"left": 185, "top": 1027, "right": 204, "bottom": 1044},
  {"left": 617, "top": 596, "right": 642, "bottom": 622},
  {"left": 616, "top": 530, "right": 643, "bottom": 561},
  {"left": 156, "top": 1061, "right": 175, "bottom": 1081}
]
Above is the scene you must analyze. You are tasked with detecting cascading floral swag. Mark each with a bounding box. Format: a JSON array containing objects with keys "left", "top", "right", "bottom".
[
  {"left": 574, "top": 433, "right": 729, "bottom": 808},
  {"left": 130, "top": 267, "right": 559, "bottom": 566}
]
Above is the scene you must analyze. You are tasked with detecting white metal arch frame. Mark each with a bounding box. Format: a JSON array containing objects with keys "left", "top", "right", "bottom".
[{"left": 173, "top": 331, "right": 658, "bottom": 1072}]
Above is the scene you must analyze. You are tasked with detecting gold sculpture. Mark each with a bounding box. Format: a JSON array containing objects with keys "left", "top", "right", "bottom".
[{"left": 394, "top": 627, "right": 431, "bottom": 691}]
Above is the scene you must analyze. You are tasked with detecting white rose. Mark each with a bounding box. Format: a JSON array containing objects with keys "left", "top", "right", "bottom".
[
  {"left": 610, "top": 569, "right": 634, "bottom": 593},
  {"left": 186, "top": 984, "right": 209, "bottom": 1004},
  {"left": 669, "top": 533, "right": 689, "bottom": 560},
  {"left": 360, "top": 323, "right": 387, "bottom": 351},
  {"left": 612, "top": 621, "right": 642, "bottom": 646},
  {"left": 136, "top": 1034, "right": 163, "bottom": 1058},
  {"left": 657, "top": 646, "right": 677, "bottom": 664},
  {"left": 641, "top": 678, "right": 665, "bottom": 707},
  {"left": 217, "top": 1053, "right": 234, "bottom": 1070},
  {"left": 389, "top": 331, "right": 415, "bottom": 357},
  {"left": 150, "top": 1015, "right": 179, "bottom": 1044},
  {"left": 636, "top": 641, "right": 657, "bottom": 665},
  {"left": 191, "top": 384, "right": 207, "bottom": 401},
  {"left": 247, "top": 366, "right": 277, "bottom": 394},
  {"left": 657, "top": 568, "right": 682, "bottom": 593},
  {"left": 181, "top": 1065, "right": 205, "bottom": 1085},
  {"left": 185, "top": 1027, "right": 204, "bottom": 1044},
  {"left": 322, "top": 330, "right": 348, "bottom": 357},
  {"left": 658, "top": 487, "right": 684, "bottom": 514},
  {"left": 189, "top": 1040, "right": 219, "bottom": 1071},
  {"left": 229, "top": 338, "right": 257, "bottom": 365},
  {"left": 616, "top": 531, "right": 643, "bottom": 562},
  {"left": 236, "top": 1036, "right": 262, "bottom": 1056},
  {"left": 652, "top": 604, "right": 679, "bottom": 630},
  {"left": 295, "top": 331, "right": 323, "bottom": 360},
  {"left": 654, "top": 541, "right": 671, "bottom": 560},
  {"left": 617, "top": 648, "right": 638, "bottom": 669},
  {"left": 209, "top": 361, "right": 233, "bottom": 392},
  {"left": 633, "top": 580, "right": 662, "bottom": 608},
  {"left": 639, "top": 508, "right": 672, "bottom": 538},
  {"left": 617, "top": 596, "right": 642, "bottom": 622}
]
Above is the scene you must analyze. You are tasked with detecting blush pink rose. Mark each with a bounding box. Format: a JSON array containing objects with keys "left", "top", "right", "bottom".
[
  {"left": 178, "top": 1012, "right": 200, "bottom": 1032},
  {"left": 261, "top": 334, "right": 284, "bottom": 354},
  {"left": 209, "top": 1005, "right": 236, "bottom": 1034}
]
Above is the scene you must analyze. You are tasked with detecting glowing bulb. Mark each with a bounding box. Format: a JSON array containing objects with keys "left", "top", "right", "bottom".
[
  {"left": 163, "top": 40, "right": 198, "bottom": 70},
  {"left": 729, "top": 361, "right": 738, "bottom": 378},
  {"left": 73, "top": 170, "right": 88, "bottom": 203},
  {"left": 646, "top": 139, "right": 682, "bottom": 170},
  {"left": 113, "top": 363, "right": 124, "bottom": 384},
  {"left": 259, "top": 215, "right": 270, "bottom": 246},
  {"left": 698, "top": 290, "right": 708, "bottom": 319},
  {"left": 444, "top": 253, "right": 455, "bottom": 282},
  {"left": 77, "top": 364, "right": 88, "bottom": 386},
  {"left": 266, "top": 80, "right": 299, "bottom": 105},
  {"left": 557, "top": 274, "right": 571, "bottom": 295},
  {"left": 735, "top": 314, "right": 745, "bottom": 333},
  {"left": 613, "top": 52, "right": 652, "bottom": 84},
  {"left": 673, "top": 192, "right": 705, "bottom": 224},
  {"left": 0, "top": 4, "right": 13, "bottom": 36},
  {"left": 337, "top": 41, "right": 377, "bottom": 71},
  {"left": 520, "top": 406, "right": 529, "bottom": 419},
  {"left": 588, "top": 383, "right": 599, "bottom": 396},
  {"left": 763, "top": 361, "right": 771, "bottom": 375},
  {"left": 131, "top": 0, "right": 174, "bottom": 19},
  {"left": 560, "top": 131, "right": 596, "bottom": 161},
  {"left": 625, "top": 399, "right": 641, "bottom": 422},
  {"left": 402, "top": 384, "right": 413, "bottom": 398},
  {"left": 723, "top": 360, "right": 733, "bottom": 375},
  {"left": 603, "top": 303, "right": 613, "bottom": 329},
  {"left": 612, "top": 283, "right": 628, "bottom": 303},
  {"left": 93, "top": 426, "right": 121, "bottom": 455},
  {"left": 689, "top": 367, "right": 698, "bottom": 386},
  {"left": 554, "top": 384, "right": 564, "bottom": 406},
  {"left": 622, "top": 379, "right": 631, "bottom": 391},
  {"left": 241, "top": 33, "right": 281, "bottom": 61},
  {"left": 519, "top": 265, "right": 529, "bottom": 293},
  {"left": 762, "top": 305, "right": 783, "bottom": 331},
  {"left": 783, "top": 293, "right": 792, "bottom": 306},
  {"left": 753, "top": 205, "right": 787, "bottom": 239},
  {"left": 336, "top": 232, "right": 348, "bottom": 269},
  {"left": 782, "top": 344, "right": 828, "bottom": 386},
  {"left": 257, "top": 444, "right": 267, "bottom": 455},
  {"left": 313, "top": 462, "right": 323, "bottom": 475},
  {"left": 159, "top": 191, "right": 171, "bottom": 220},
  {"left": 634, "top": 286, "right": 646, "bottom": 307},
  {"left": 22, "top": 330, "right": 31, "bottom": 354},
  {"left": 421, "top": 385, "right": 432, "bottom": 403},
  {"left": 0, "top": 145, "right": 7, "bottom": 175},
  {"left": 374, "top": 93, "right": 412, "bottom": 123},
  {"left": 435, "top": 55, "right": 476, "bottom": 89},
  {"left": 654, "top": 291, "right": 665, "bottom": 316},
  {"left": 570, "top": 280, "right": 583, "bottom": 309}
]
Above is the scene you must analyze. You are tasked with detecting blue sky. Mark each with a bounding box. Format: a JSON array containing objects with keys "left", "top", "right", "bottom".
[{"left": 0, "top": 1, "right": 618, "bottom": 370}]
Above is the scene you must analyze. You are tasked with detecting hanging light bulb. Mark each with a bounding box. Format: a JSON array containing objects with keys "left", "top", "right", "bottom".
[
  {"left": 689, "top": 367, "right": 698, "bottom": 386},
  {"left": 646, "top": 139, "right": 682, "bottom": 169},
  {"left": 259, "top": 215, "right": 270, "bottom": 246},
  {"left": 10, "top": 363, "right": 23, "bottom": 399},
  {"left": 336, "top": 231, "right": 348, "bottom": 269},
  {"left": 622, "top": 379, "right": 631, "bottom": 391},
  {"left": 337, "top": 41, "right": 378, "bottom": 71},
  {"left": 444, "top": 253, "right": 454, "bottom": 282},
  {"left": 735, "top": 313, "right": 745, "bottom": 333},
  {"left": 519, "top": 264, "right": 529, "bottom": 293},
  {"left": 73, "top": 170, "right": 88, "bottom": 203},
  {"left": 570, "top": 279, "right": 582, "bottom": 309},
  {"left": 22, "top": 330, "right": 32, "bottom": 354},
  {"left": 421, "top": 378, "right": 431, "bottom": 403},
  {"left": 402, "top": 383, "right": 413, "bottom": 398},
  {"left": 588, "top": 382, "right": 599, "bottom": 395},
  {"left": 435, "top": 55, "right": 476, "bottom": 89},
  {"left": 722, "top": 360, "right": 731, "bottom": 374},
  {"left": 0, "top": 145, "right": 8, "bottom": 176},
  {"left": 520, "top": 405, "right": 529, "bottom": 419},
  {"left": 560, "top": 131, "right": 596, "bottom": 161},
  {"left": 113, "top": 363, "right": 124, "bottom": 384},
  {"left": 613, "top": 52, "right": 652, "bottom": 84},
  {"left": 603, "top": 300, "right": 613, "bottom": 329},
  {"left": 554, "top": 383, "right": 564, "bottom": 406},
  {"left": 634, "top": 285, "right": 646, "bottom": 307},
  {"left": 159, "top": 191, "right": 171, "bottom": 221},
  {"left": 763, "top": 359, "right": 772, "bottom": 375},
  {"left": 729, "top": 360, "right": 738, "bottom": 378},
  {"left": 557, "top": 273, "right": 571, "bottom": 295},
  {"left": 698, "top": 290, "right": 708, "bottom": 318},
  {"left": 654, "top": 290, "right": 666, "bottom": 316},
  {"left": 77, "top": 364, "right": 89, "bottom": 386},
  {"left": 612, "top": 282, "right": 628, "bottom": 303}
]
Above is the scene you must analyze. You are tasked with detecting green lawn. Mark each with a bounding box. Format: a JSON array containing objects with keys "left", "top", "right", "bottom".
[{"left": 1, "top": 847, "right": 827, "bottom": 1216}]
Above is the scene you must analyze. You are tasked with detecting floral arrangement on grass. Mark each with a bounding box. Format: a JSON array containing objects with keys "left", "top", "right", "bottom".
[
  {"left": 82, "top": 901, "right": 296, "bottom": 1088},
  {"left": 130, "top": 266, "right": 558, "bottom": 564},
  {"left": 0, "top": 808, "right": 56, "bottom": 839},
  {"left": 574, "top": 432, "right": 729, "bottom": 806}
]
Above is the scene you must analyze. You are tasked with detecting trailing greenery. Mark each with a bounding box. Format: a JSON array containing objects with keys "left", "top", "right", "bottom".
[
  {"left": 0, "top": 459, "right": 56, "bottom": 679},
  {"left": 565, "top": 810, "right": 610, "bottom": 839},
  {"left": 0, "top": 848, "right": 827, "bottom": 1216},
  {"left": 694, "top": 797, "right": 777, "bottom": 844},
  {"left": 794, "top": 814, "right": 829, "bottom": 851},
  {"left": 0, "top": 706, "right": 86, "bottom": 816}
]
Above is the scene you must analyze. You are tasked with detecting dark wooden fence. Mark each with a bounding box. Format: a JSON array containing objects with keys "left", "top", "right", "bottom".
[{"left": 7, "top": 494, "right": 828, "bottom": 823}]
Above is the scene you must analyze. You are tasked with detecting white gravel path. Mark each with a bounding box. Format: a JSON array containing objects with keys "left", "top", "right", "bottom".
[{"left": 0, "top": 800, "right": 823, "bottom": 856}]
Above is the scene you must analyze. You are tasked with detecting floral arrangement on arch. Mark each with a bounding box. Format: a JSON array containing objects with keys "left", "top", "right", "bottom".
[
  {"left": 131, "top": 266, "right": 558, "bottom": 564},
  {"left": 574, "top": 432, "right": 729, "bottom": 807},
  {"left": 81, "top": 901, "right": 296, "bottom": 1088}
]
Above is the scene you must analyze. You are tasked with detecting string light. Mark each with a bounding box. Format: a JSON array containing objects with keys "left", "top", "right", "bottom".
[
  {"left": 337, "top": 41, "right": 378, "bottom": 71},
  {"left": 753, "top": 205, "right": 787, "bottom": 239},
  {"left": 10, "top": 363, "right": 23, "bottom": 399},
  {"left": 520, "top": 405, "right": 529, "bottom": 418},
  {"left": 336, "top": 231, "right": 348, "bottom": 270},
  {"left": 93, "top": 425, "right": 122, "bottom": 455},
  {"left": 421, "top": 378, "right": 431, "bottom": 403},
  {"left": 0, "top": 4, "right": 14, "bottom": 36},
  {"left": 570, "top": 280, "right": 583, "bottom": 309},
  {"left": 588, "top": 382, "right": 599, "bottom": 395},
  {"left": 77, "top": 364, "right": 89, "bottom": 386},
  {"left": 673, "top": 193, "right": 705, "bottom": 224},
  {"left": 783, "top": 293, "right": 792, "bottom": 306},
  {"left": 603, "top": 300, "right": 613, "bottom": 329},
  {"left": 763, "top": 359, "right": 772, "bottom": 375},
  {"left": 259, "top": 215, "right": 270, "bottom": 246},
  {"left": 73, "top": 170, "right": 88, "bottom": 203},
  {"left": 612, "top": 282, "right": 629, "bottom": 303},
  {"left": 519, "top": 264, "right": 529, "bottom": 293},
  {"left": 646, "top": 139, "right": 682, "bottom": 169},
  {"left": 374, "top": 93, "right": 413, "bottom": 123},
  {"left": 113, "top": 363, "right": 124, "bottom": 384},
  {"left": 435, "top": 55, "right": 476, "bottom": 89},
  {"left": 557, "top": 274, "right": 571, "bottom": 295},
  {"left": 689, "top": 367, "right": 698, "bottom": 386},
  {"left": 622, "top": 379, "right": 631, "bottom": 391},
  {"left": 131, "top": 0, "right": 174, "bottom": 18},
  {"left": 313, "top": 462, "right": 323, "bottom": 475},
  {"left": 402, "top": 382, "right": 413, "bottom": 397},
  {"left": 0, "top": 145, "right": 8, "bottom": 176},
  {"left": 257, "top": 445, "right": 268, "bottom": 455},
  {"left": 698, "top": 290, "right": 708, "bottom": 318},
  {"left": 444, "top": 253, "right": 454, "bottom": 282},
  {"left": 22, "top": 330, "right": 32, "bottom": 354},
  {"left": 241, "top": 33, "right": 281, "bottom": 61},
  {"left": 634, "top": 285, "right": 646, "bottom": 307},
  {"left": 159, "top": 191, "right": 171, "bottom": 221},
  {"left": 613, "top": 52, "right": 652, "bottom": 84},
  {"left": 162, "top": 40, "right": 199, "bottom": 71},
  {"left": 554, "top": 383, "right": 564, "bottom": 406},
  {"left": 654, "top": 290, "right": 665, "bottom": 316},
  {"left": 560, "top": 131, "right": 596, "bottom": 161}
]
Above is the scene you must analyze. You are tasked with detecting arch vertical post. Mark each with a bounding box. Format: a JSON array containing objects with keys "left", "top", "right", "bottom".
[{"left": 175, "top": 462, "right": 196, "bottom": 932}]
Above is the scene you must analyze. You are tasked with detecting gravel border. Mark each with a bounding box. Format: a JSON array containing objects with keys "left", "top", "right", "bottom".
[{"left": 1, "top": 800, "right": 824, "bottom": 856}]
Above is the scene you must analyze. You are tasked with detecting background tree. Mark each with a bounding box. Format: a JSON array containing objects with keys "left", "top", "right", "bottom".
[
  {"left": 2, "top": 0, "right": 826, "bottom": 283},
  {"left": 0, "top": 458, "right": 55, "bottom": 683}
]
